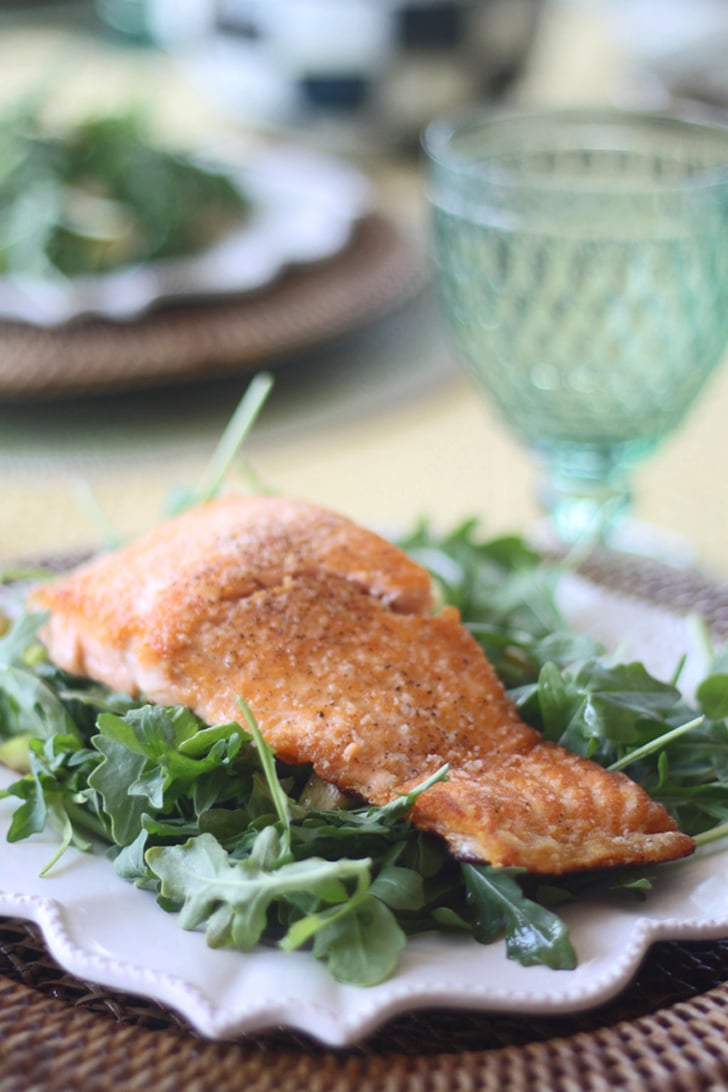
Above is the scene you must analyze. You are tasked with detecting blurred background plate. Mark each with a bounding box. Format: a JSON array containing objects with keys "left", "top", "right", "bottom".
[
  {"left": 0, "top": 212, "right": 425, "bottom": 399},
  {"left": 0, "top": 147, "right": 371, "bottom": 327}
]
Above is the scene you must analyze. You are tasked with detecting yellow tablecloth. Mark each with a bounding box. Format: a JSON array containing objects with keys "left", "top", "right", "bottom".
[{"left": 1, "top": 2, "right": 726, "bottom": 575}]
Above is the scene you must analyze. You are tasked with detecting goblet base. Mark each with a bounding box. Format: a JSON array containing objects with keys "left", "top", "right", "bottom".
[
  {"left": 529, "top": 516, "right": 697, "bottom": 568},
  {"left": 531, "top": 442, "right": 695, "bottom": 565},
  {"left": 535, "top": 445, "right": 638, "bottom": 549}
]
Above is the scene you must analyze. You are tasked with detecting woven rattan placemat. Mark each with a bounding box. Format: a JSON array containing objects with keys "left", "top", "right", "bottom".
[
  {"left": 0, "top": 213, "right": 423, "bottom": 401},
  {"left": 2, "top": 551, "right": 728, "bottom": 1091}
]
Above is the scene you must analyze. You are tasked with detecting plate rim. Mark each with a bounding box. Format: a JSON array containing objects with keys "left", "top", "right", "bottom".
[{"left": 0, "top": 147, "right": 371, "bottom": 328}]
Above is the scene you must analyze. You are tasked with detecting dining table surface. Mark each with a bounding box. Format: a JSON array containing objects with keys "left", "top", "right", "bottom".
[{"left": 3, "top": 4, "right": 728, "bottom": 1092}]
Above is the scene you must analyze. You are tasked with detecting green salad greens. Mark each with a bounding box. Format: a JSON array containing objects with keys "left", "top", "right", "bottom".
[
  {"left": 1, "top": 523, "right": 728, "bottom": 987},
  {"left": 0, "top": 105, "right": 248, "bottom": 280}
]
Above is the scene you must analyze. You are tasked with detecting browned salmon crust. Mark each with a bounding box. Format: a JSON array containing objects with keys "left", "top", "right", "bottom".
[{"left": 29, "top": 494, "right": 695, "bottom": 874}]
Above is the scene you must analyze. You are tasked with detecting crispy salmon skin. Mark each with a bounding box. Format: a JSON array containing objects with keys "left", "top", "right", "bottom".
[{"left": 29, "top": 494, "right": 694, "bottom": 874}]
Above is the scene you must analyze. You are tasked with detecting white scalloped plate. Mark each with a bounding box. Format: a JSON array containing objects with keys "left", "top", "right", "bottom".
[
  {"left": 1, "top": 574, "right": 727, "bottom": 1047},
  {"left": 0, "top": 147, "right": 370, "bottom": 327}
]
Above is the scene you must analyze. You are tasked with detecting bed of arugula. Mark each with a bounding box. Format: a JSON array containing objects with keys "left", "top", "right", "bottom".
[
  {"left": 2, "top": 376, "right": 728, "bottom": 989},
  {"left": 2, "top": 523, "right": 728, "bottom": 988}
]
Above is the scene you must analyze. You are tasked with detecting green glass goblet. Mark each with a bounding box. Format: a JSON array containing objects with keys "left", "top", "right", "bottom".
[{"left": 423, "top": 108, "right": 728, "bottom": 548}]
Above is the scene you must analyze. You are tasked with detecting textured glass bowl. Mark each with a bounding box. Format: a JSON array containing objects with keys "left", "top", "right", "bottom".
[{"left": 423, "top": 108, "right": 728, "bottom": 545}]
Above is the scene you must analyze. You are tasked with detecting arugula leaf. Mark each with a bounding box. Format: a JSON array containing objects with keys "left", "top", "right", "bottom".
[
  {"left": 147, "top": 831, "right": 372, "bottom": 954},
  {"left": 0, "top": 664, "right": 79, "bottom": 742},
  {"left": 278, "top": 861, "right": 408, "bottom": 986},
  {"left": 88, "top": 707, "right": 262, "bottom": 847},
  {"left": 87, "top": 734, "right": 151, "bottom": 845},
  {"left": 0, "top": 612, "right": 80, "bottom": 744},
  {"left": 0, "top": 611, "right": 47, "bottom": 667},
  {"left": 361, "top": 764, "right": 449, "bottom": 823},
  {"left": 167, "top": 372, "right": 274, "bottom": 514},
  {"left": 0, "top": 105, "right": 250, "bottom": 280},
  {"left": 370, "top": 860, "right": 425, "bottom": 912},
  {"left": 310, "top": 895, "right": 407, "bottom": 986},
  {"left": 697, "top": 673, "right": 728, "bottom": 721},
  {"left": 236, "top": 697, "right": 292, "bottom": 853},
  {"left": 607, "top": 716, "right": 705, "bottom": 774},
  {"left": 515, "top": 660, "right": 692, "bottom": 766},
  {"left": 1, "top": 733, "right": 102, "bottom": 869},
  {"left": 399, "top": 522, "right": 560, "bottom": 633},
  {"left": 399, "top": 521, "right": 602, "bottom": 687},
  {"left": 463, "top": 864, "right": 577, "bottom": 970}
]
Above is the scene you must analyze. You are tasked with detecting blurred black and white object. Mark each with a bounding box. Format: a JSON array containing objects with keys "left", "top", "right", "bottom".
[{"left": 149, "top": 0, "right": 543, "bottom": 146}]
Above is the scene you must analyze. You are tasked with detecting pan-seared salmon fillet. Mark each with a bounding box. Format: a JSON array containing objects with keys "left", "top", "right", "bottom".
[{"left": 29, "top": 494, "right": 694, "bottom": 874}]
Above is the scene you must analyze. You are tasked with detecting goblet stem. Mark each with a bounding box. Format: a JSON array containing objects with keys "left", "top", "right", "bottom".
[{"left": 536, "top": 446, "right": 633, "bottom": 547}]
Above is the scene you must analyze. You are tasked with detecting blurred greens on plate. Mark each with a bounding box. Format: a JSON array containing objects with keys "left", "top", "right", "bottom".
[
  {"left": 0, "top": 107, "right": 249, "bottom": 281},
  {"left": 0, "top": 104, "right": 369, "bottom": 327}
]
